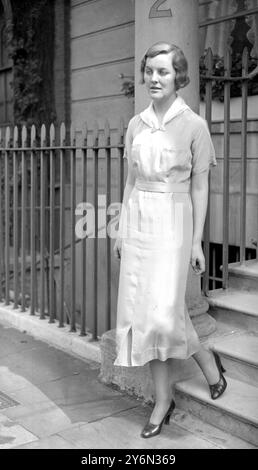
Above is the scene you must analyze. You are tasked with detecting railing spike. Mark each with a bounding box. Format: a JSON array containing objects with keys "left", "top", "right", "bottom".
[
  {"left": 31, "top": 125, "right": 36, "bottom": 146},
  {"left": 22, "top": 125, "right": 27, "bottom": 146},
  {"left": 70, "top": 123, "right": 75, "bottom": 146},
  {"left": 41, "top": 124, "right": 46, "bottom": 145},
  {"left": 93, "top": 121, "right": 99, "bottom": 143},
  {"left": 242, "top": 47, "right": 249, "bottom": 75},
  {"left": 224, "top": 46, "right": 232, "bottom": 74},
  {"left": 118, "top": 118, "right": 125, "bottom": 139},
  {"left": 205, "top": 48, "right": 213, "bottom": 71},
  {"left": 50, "top": 123, "right": 55, "bottom": 145},
  {"left": 13, "top": 126, "right": 19, "bottom": 147},
  {"left": 5, "top": 126, "right": 11, "bottom": 147},
  {"left": 60, "top": 122, "right": 66, "bottom": 145},
  {"left": 82, "top": 121, "right": 88, "bottom": 145},
  {"left": 104, "top": 119, "right": 110, "bottom": 140}
]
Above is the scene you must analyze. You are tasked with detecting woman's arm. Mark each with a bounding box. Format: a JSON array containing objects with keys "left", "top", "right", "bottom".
[
  {"left": 118, "top": 168, "right": 136, "bottom": 236},
  {"left": 113, "top": 161, "right": 136, "bottom": 259},
  {"left": 190, "top": 169, "right": 209, "bottom": 274}
]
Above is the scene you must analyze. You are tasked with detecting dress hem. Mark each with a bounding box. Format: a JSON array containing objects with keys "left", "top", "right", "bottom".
[{"left": 114, "top": 343, "right": 201, "bottom": 368}]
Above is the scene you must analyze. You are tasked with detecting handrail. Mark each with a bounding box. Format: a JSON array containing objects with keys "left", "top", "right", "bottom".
[{"left": 200, "top": 67, "right": 258, "bottom": 82}]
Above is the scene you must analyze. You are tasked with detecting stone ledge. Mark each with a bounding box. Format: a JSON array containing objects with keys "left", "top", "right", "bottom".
[{"left": 0, "top": 303, "right": 101, "bottom": 364}]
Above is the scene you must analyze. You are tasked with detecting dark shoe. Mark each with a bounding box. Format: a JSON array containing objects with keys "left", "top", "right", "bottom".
[
  {"left": 209, "top": 351, "right": 227, "bottom": 400},
  {"left": 141, "top": 399, "right": 176, "bottom": 439}
]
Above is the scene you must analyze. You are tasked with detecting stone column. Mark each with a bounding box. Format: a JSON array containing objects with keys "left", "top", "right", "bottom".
[{"left": 134, "top": 0, "right": 216, "bottom": 337}]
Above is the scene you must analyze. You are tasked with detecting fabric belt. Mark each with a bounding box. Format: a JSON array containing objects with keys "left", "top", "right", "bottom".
[{"left": 135, "top": 179, "right": 190, "bottom": 193}]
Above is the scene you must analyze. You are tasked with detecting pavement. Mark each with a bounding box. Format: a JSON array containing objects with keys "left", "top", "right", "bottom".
[{"left": 0, "top": 320, "right": 255, "bottom": 450}]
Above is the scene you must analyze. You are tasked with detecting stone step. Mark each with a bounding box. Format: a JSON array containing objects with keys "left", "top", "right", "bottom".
[
  {"left": 170, "top": 408, "right": 256, "bottom": 449},
  {"left": 175, "top": 375, "right": 258, "bottom": 447},
  {"left": 207, "top": 288, "right": 258, "bottom": 331},
  {"left": 210, "top": 331, "right": 258, "bottom": 388},
  {"left": 228, "top": 260, "right": 258, "bottom": 291}
]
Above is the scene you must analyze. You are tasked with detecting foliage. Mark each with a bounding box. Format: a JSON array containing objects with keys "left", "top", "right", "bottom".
[
  {"left": 9, "top": 0, "right": 56, "bottom": 127},
  {"left": 121, "top": 79, "right": 135, "bottom": 99},
  {"left": 200, "top": 52, "right": 258, "bottom": 102}
]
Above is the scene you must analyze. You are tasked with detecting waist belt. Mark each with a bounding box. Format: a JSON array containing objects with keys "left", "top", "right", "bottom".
[{"left": 135, "top": 179, "right": 190, "bottom": 193}]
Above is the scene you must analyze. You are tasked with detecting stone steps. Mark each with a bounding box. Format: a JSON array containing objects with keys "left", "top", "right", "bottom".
[
  {"left": 211, "top": 331, "right": 258, "bottom": 388},
  {"left": 207, "top": 288, "right": 258, "bottom": 331},
  {"left": 174, "top": 281, "right": 258, "bottom": 447},
  {"left": 170, "top": 408, "right": 256, "bottom": 449},
  {"left": 228, "top": 260, "right": 258, "bottom": 291},
  {"left": 175, "top": 375, "right": 258, "bottom": 447}
]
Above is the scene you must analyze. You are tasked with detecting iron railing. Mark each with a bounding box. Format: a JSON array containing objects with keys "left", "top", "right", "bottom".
[
  {"left": 0, "top": 120, "right": 125, "bottom": 339},
  {"left": 202, "top": 46, "right": 258, "bottom": 293}
]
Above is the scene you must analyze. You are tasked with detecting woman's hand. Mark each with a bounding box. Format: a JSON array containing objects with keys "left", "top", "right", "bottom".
[
  {"left": 113, "top": 237, "right": 122, "bottom": 260},
  {"left": 191, "top": 243, "right": 205, "bottom": 275}
]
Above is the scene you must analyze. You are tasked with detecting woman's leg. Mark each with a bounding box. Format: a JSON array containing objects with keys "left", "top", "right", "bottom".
[
  {"left": 149, "top": 359, "right": 173, "bottom": 424},
  {"left": 192, "top": 345, "right": 220, "bottom": 384}
]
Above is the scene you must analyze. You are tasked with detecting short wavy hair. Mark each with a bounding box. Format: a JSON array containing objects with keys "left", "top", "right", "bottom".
[{"left": 140, "top": 42, "right": 190, "bottom": 90}]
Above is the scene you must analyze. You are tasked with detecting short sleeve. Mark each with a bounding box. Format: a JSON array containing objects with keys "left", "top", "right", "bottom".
[
  {"left": 191, "top": 119, "right": 217, "bottom": 175},
  {"left": 123, "top": 115, "right": 138, "bottom": 161}
]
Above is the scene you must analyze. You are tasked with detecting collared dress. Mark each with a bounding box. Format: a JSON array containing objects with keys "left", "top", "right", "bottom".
[{"left": 114, "top": 96, "right": 217, "bottom": 367}]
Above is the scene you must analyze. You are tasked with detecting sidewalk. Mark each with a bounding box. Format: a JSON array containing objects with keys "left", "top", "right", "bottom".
[{"left": 0, "top": 320, "right": 254, "bottom": 449}]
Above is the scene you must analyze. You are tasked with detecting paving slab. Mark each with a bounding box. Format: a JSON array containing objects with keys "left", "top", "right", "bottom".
[
  {"left": 0, "top": 413, "right": 38, "bottom": 449},
  {"left": 0, "top": 343, "right": 97, "bottom": 386},
  {"left": 0, "top": 325, "right": 47, "bottom": 358},
  {"left": 58, "top": 406, "right": 220, "bottom": 450},
  {"left": 14, "top": 434, "right": 79, "bottom": 449},
  {"left": 0, "top": 305, "right": 100, "bottom": 362}
]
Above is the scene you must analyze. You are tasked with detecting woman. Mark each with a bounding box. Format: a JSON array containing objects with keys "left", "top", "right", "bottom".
[{"left": 113, "top": 42, "right": 227, "bottom": 439}]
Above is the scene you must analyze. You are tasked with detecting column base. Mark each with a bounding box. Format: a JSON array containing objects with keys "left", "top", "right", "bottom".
[{"left": 187, "top": 268, "right": 217, "bottom": 338}]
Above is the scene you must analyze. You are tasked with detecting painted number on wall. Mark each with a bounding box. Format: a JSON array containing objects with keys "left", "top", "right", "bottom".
[{"left": 149, "top": 0, "right": 172, "bottom": 18}]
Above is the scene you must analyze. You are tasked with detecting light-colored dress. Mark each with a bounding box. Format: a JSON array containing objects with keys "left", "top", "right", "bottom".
[{"left": 114, "top": 96, "right": 216, "bottom": 367}]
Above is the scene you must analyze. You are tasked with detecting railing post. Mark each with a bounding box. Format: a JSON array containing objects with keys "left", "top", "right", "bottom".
[
  {"left": 4, "top": 126, "right": 11, "bottom": 305},
  {"left": 40, "top": 124, "right": 46, "bottom": 319},
  {"left": 240, "top": 48, "right": 249, "bottom": 265},
  {"left": 59, "top": 123, "right": 66, "bottom": 328},
  {"left": 70, "top": 124, "right": 76, "bottom": 332},
  {"left": 93, "top": 121, "right": 99, "bottom": 340},
  {"left": 13, "top": 126, "right": 19, "bottom": 309},
  {"left": 0, "top": 129, "right": 3, "bottom": 302},
  {"left": 21, "top": 126, "right": 28, "bottom": 312},
  {"left": 222, "top": 48, "right": 231, "bottom": 289},
  {"left": 49, "top": 123, "right": 56, "bottom": 323},
  {"left": 80, "top": 122, "right": 88, "bottom": 337},
  {"left": 30, "top": 125, "right": 37, "bottom": 315},
  {"left": 105, "top": 119, "right": 111, "bottom": 331},
  {"left": 203, "top": 48, "right": 213, "bottom": 295}
]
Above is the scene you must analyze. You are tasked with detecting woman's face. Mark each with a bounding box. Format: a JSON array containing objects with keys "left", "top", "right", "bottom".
[{"left": 144, "top": 52, "right": 177, "bottom": 104}]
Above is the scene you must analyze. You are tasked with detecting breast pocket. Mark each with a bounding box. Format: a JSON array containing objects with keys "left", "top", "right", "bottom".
[{"left": 160, "top": 148, "right": 190, "bottom": 175}]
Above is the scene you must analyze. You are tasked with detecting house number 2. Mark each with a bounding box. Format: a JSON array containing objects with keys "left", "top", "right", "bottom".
[{"left": 149, "top": 0, "right": 172, "bottom": 18}]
